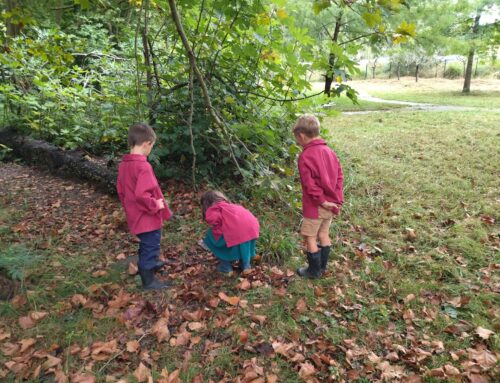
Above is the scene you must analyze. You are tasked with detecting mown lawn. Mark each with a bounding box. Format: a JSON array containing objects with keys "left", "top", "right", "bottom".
[
  {"left": 369, "top": 90, "right": 500, "bottom": 109},
  {"left": 0, "top": 108, "right": 498, "bottom": 382}
]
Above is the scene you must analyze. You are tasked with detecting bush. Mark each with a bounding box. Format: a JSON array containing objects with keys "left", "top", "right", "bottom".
[{"left": 444, "top": 65, "right": 462, "bottom": 79}]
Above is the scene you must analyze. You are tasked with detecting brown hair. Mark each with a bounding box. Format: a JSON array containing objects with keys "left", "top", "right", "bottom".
[
  {"left": 200, "top": 190, "right": 229, "bottom": 219},
  {"left": 128, "top": 122, "right": 156, "bottom": 147},
  {"left": 292, "top": 114, "right": 320, "bottom": 138}
]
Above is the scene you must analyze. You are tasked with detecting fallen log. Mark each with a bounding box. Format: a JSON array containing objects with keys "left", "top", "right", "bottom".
[{"left": 0, "top": 128, "right": 117, "bottom": 195}]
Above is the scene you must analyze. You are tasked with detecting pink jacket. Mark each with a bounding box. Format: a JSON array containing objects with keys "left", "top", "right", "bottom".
[
  {"left": 116, "top": 154, "right": 172, "bottom": 235},
  {"left": 298, "top": 138, "right": 344, "bottom": 219},
  {"left": 205, "top": 201, "right": 259, "bottom": 247}
]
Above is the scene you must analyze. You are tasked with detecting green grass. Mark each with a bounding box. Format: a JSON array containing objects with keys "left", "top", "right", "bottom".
[
  {"left": 369, "top": 89, "right": 500, "bottom": 108},
  {"left": 1, "top": 109, "right": 499, "bottom": 380}
]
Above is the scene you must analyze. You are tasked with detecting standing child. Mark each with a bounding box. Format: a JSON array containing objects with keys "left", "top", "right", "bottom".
[
  {"left": 293, "top": 114, "right": 343, "bottom": 279},
  {"left": 200, "top": 191, "right": 259, "bottom": 274},
  {"left": 117, "top": 123, "right": 172, "bottom": 290}
]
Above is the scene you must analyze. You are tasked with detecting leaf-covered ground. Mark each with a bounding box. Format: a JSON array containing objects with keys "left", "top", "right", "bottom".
[{"left": 1, "top": 110, "right": 499, "bottom": 383}]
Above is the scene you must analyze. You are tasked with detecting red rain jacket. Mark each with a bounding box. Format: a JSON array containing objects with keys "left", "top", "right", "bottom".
[
  {"left": 117, "top": 154, "right": 172, "bottom": 235},
  {"left": 205, "top": 201, "right": 259, "bottom": 247},
  {"left": 298, "top": 138, "right": 344, "bottom": 219}
]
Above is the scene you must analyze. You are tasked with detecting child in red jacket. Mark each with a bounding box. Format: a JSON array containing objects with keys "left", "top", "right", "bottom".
[
  {"left": 293, "top": 114, "right": 343, "bottom": 279},
  {"left": 117, "top": 123, "right": 172, "bottom": 290},
  {"left": 200, "top": 191, "right": 259, "bottom": 275}
]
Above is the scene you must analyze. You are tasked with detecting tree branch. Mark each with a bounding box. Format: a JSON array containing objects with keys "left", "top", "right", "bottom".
[
  {"left": 167, "top": 0, "right": 243, "bottom": 174},
  {"left": 236, "top": 90, "right": 324, "bottom": 102}
]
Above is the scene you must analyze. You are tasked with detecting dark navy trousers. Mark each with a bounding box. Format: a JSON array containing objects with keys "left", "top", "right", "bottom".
[{"left": 137, "top": 229, "right": 161, "bottom": 270}]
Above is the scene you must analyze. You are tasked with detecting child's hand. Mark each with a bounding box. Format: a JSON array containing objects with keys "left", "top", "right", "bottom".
[
  {"left": 156, "top": 199, "right": 165, "bottom": 210},
  {"left": 321, "top": 201, "right": 339, "bottom": 210}
]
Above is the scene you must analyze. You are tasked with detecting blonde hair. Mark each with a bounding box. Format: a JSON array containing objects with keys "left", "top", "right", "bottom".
[{"left": 292, "top": 114, "right": 320, "bottom": 138}]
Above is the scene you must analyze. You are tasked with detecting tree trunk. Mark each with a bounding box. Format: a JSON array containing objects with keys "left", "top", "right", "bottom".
[
  {"left": 443, "top": 60, "right": 447, "bottom": 77},
  {"left": 415, "top": 64, "right": 419, "bottom": 82},
  {"left": 397, "top": 63, "right": 400, "bottom": 80},
  {"left": 463, "top": 14, "right": 481, "bottom": 93},
  {"left": 388, "top": 63, "right": 392, "bottom": 79},
  {"left": 141, "top": 0, "right": 155, "bottom": 124},
  {"left": 372, "top": 65, "right": 376, "bottom": 79},
  {"left": 365, "top": 64, "right": 368, "bottom": 80},
  {"left": 0, "top": 129, "right": 117, "bottom": 195},
  {"left": 5, "top": 0, "right": 21, "bottom": 40},
  {"left": 324, "top": 13, "right": 342, "bottom": 96}
]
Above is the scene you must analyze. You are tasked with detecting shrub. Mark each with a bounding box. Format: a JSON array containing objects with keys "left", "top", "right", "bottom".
[{"left": 444, "top": 65, "right": 462, "bottom": 79}]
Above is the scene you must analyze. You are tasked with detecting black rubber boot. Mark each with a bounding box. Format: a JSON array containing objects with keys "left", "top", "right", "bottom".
[
  {"left": 297, "top": 251, "right": 322, "bottom": 279},
  {"left": 152, "top": 261, "right": 167, "bottom": 273},
  {"left": 319, "top": 245, "right": 331, "bottom": 275},
  {"left": 138, "top": 268, "right": 169, "bottom": 290}
]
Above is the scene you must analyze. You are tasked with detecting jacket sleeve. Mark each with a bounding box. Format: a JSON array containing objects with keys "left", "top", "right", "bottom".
[
  {"left": 205, "top": 207, "right": 222, "bottom": 229},
  {"left": 116, "top": 177, "right": 125, "bottom": 204},
  {"left": 299, "top": 156, "right": 326, "bottom": 206},
  {"left": 337, "top": 161, "right": 344, "bottom": 203},
  {"left": 134, "top": 166, "right": 160, "bottom": 214}
]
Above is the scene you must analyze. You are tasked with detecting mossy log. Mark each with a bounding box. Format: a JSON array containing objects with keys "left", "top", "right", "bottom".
[{"left": 0, "top": 128, "right": 117, "bottom": 195}]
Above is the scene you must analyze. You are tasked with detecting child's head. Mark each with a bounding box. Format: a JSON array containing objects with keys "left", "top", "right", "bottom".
[
  {"left": 293, "top": 114, "right": 320, "bottom": 147},
  {"left": 200, "top": 190, "right": 229, "bottom": 218},
  {"left": 128, "top": 123, "right": 156, "bottom": 155}
]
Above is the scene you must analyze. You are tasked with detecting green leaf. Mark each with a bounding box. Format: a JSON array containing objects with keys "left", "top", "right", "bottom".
[
  {"left": 362, "top": 11, "right": 382, "bottom": 28},
  {"left": 312, "top": 0, "right": 331, "bottom": 15}
]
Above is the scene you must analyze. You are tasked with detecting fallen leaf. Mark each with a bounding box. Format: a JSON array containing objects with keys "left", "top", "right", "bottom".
[
  {"left": 188, "top": 322, "right": 205, "bottom": 331},
  {"left": 218, "top": 292, "right": 240, "bottom": 306},
  {"left": 404, "top": 294, "right": 416, "bottom": 304},
  {"left": 443, "top": 364, "right": 460, "bottom": 376},
  {"left": 92, "top": 270, "right": 108, "bottom": 277},
  {"left": 71, "top": 373, "right": 96, "bottom": 383},
  {"left": 0, "top": 330, "right": 10, "bottom": 341},
  {"left": 266, "top": 373, "right": 279, "bottom": 383},
  {"left": 298, "top": 362, "right": 316, "bottom": 378},
  {"left": 42, "top": 355, "right": 62, "bottom": 370},
  {"left": 70, "top": 294, "right": 87, "bottom": 307},
  {"left": 30, "top": 311, "right": 48, "bottom": 321},
  {"left": 11, "top": 295, "right": 27, "bottom": 308},
  {"left": 174, "top": 331, "right": 191, "bottom": 347},
  {"left": 405, "top": 228, "right": 417, "bottom": 241},
  {"left": 236, "top": 279, "right": 251, "bottom": 291},
  {"left": 467, "top": 347, "right": 497, "bottom": 369},
  {"left": 91, "top": 339, "right": 118, "bottom": 361},
  {"left": 314, "top": 286, "right": 323, "bottom": 297},
  {"left": 128, "top": 262, "right": 138, "bottom": 275},
  {"left": 1, "top": 342, "right": 20, "bottom": 356},
  {"left": 126, "top": 340, "right": 140, "bottom": 353},
  {"left": 208, "top": 297, "right": 220, "bottom": 308},
  {"left": 133, "top": 363, "right": 151, "bottom": 383},
  {"left": 18, "top": 316, "right": 35, "bottom": 329},
  {"left": 239, "top": 331, "right": 248, "bottom": 343},
  {"left": 251, "top": 315, "right": 267, "bottom": 325},
  {"left": 19, "top": 338, "right": 37, "bottom": 353},
  {"left": 151, "top": 318, "right": 170, "bottom": 343},
  {"left": 54, "top": 369, "right": 68, "bottom": 383},
  {"left": 295, "top": 298, "right": 307, "bottom": 314},
  {"left": 475, "top": 326, "right": 494, "bottom": 340}
]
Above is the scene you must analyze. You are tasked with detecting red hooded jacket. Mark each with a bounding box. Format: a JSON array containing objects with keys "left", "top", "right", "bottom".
[
  {"left": 205, "top": 201, "right": 259, "bottom": 247},
  {"left": 298, "top": 138, "right": 344, "bottom": 219},
  {"left": 117, "top": 154, "right": 172, "bottom": 235}
]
